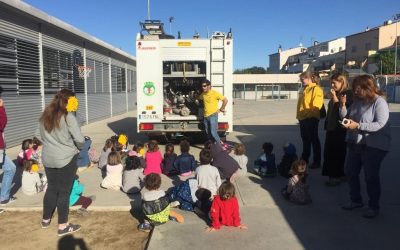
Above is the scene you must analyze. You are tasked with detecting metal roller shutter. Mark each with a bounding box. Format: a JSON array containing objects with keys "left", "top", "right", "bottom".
[
  {"left": 0, "top": 17, "right": 42, "bottom": 147},
  {"left": 87, "top": 93, "right": 111, "bottom": 122},
  {"left": 112, "top": 93, "right": 126, "bottom": 115},
  {"left": 3, "top": 96, "right": 42, "bottom": 147}
]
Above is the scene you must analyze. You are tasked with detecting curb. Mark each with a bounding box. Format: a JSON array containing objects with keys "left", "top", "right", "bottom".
[{"left": 2, "top": 205, "right": 133, "bottom": 212}]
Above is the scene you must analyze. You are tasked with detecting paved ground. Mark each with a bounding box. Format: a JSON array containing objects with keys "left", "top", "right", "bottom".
[{"left": 1, "top": 99, "right": 400, "bottom": 250}]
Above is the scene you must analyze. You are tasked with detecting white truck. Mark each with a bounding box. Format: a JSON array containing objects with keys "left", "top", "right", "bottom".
[{"left": 136, "top": 20, "right": 233, "bottom": 141}]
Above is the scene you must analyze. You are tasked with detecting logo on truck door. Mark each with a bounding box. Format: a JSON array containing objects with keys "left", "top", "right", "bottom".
[{"left": 143, "top": 81, "right": 155, "bottom": 96}]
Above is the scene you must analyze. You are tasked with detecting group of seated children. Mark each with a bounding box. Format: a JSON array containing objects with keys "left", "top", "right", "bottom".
[
  {"left": 139, "top": 142, "right": 249, "bottom": 232},
  {"left": 19, "top": 138, "right": 47, "bottom": 196},
  {"left": 253, "top": 141, "right": 311, "bottom": 205}
]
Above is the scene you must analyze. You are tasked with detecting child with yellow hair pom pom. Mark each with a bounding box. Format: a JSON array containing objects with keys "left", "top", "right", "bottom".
[{"left": 22, "top": 160, "right": 44, "bottom": 195}]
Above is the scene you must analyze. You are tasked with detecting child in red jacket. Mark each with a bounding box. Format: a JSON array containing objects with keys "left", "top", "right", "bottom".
[{"left": 208, "top": 181, "right": 247, "bottom": 231}]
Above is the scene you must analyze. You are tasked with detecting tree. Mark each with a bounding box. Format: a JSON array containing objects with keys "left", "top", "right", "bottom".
[
  {"left": 234, "top": 66, "right": 267, "bottom": 74},
  {"left": 377, "top": 52, "right": 395, "bottom": 75}
]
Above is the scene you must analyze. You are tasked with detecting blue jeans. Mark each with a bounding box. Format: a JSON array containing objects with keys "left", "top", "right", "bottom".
[
  {"left": 345, "top": 144, "right": 387, "bottom": 210},
  {"left": 77, "top": 139, "right": 91, "bottom": 167},
  {"left": 203, "top": 113, "right": 221, "bottom": 144},
  {"left": 0, "top": 154, "right": 17, "bottom": 201}
]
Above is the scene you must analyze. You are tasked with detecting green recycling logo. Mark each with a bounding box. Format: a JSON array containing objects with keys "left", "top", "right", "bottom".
[{"left": 143, "top": 81, "right": 155, "bottom": 96}]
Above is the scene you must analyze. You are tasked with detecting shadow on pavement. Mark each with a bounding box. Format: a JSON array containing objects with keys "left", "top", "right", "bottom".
[
  {"left": 236, "top": 121, "right": 400, "bottom": 250},
  {"left": 58, "top": 235, "right": 88, "bottom": 250}
]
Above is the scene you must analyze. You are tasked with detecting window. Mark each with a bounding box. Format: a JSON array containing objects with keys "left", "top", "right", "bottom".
[
  {"left": 365, "top": 42, "right": 371, "bottom": 51},
  {"left": 351, "top": 46, "right": 357, "bottom": 53},
  {"left": 111, "top": 65, "right": 126, "bottom": 93},
  {"left": 0, "top": 33, "right": 40, "bottom": 95}
]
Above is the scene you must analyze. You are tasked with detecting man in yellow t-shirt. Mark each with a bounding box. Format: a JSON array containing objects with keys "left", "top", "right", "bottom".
[{"left": 199, "top": 80, "right": 228, "bottom": 144}]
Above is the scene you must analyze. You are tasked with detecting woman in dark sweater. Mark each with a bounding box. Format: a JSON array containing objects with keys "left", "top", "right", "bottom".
[
  {"left": 322, "top": 73, "right": 353, "bottom": 186},
  {"left": 204, "top": 141, "right": 239, "bottom": 181}
]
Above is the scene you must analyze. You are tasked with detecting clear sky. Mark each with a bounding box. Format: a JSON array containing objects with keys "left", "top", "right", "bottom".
[{"left": 23, "top": 0, "right": 399, "bottom": 70}]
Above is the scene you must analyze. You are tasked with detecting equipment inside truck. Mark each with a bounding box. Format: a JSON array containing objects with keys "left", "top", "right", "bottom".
[{"left": 162, "top": 61, "right": 206, "bottom": 118}]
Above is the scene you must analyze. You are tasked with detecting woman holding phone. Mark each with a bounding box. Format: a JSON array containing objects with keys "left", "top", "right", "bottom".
[{"left": 322, "top": 73, "right": 352, "bottom": 186}]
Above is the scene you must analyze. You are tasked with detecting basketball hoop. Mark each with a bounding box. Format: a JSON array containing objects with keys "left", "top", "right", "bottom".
[{"left": 76, "top": 65, "right": 92, "bottom": 79}]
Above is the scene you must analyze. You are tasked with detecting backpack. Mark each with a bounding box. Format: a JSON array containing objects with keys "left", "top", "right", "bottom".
[
  {"left": 88, "top": 148, "right": 99, "bottom": 163},
  {"left": 312, "top": 86, "right": 326, "bottom": 119}
]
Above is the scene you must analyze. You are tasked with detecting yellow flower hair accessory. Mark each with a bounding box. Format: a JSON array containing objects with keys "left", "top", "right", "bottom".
[
  {"left": 66, "top": 96, "right": 79, "bottom": 112},
  {"left": 31, "top": 164, "right": 39, "bottom": 173},
  {"left": 118, "top": 134, "right": 128, "bottom": 146}
]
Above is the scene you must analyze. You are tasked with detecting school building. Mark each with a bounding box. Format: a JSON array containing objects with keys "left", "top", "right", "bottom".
[{"left": 0, "top": 0, "right": 137, "bottom": 147}]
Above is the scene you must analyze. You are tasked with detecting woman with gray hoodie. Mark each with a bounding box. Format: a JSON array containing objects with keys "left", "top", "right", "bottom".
[{"left": 39, "top": 89, "right": 85, "bottom": 236}]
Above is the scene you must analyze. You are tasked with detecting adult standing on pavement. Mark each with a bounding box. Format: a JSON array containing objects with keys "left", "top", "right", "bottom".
[
  {"left": 322, "top": 73, "right": 353, "bottom": 186},
  {"left": 199, "top": 79, "right": 228, "bottom": 145},
  {"left": 39, "top": 89, "right": 85, "bottom": 236},
  {"left": 339, "top": 75, "right": 390, "bottom": 218},
  {"left": 296, "top": 71, "right": 324, "bottom": 169},
  {"left": 0, "top": 86, "right": 17, "bottom": 207}
]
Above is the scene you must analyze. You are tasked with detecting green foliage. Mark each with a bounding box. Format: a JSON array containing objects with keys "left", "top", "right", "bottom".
[
  {"left": 234, "top": 66, "right": 267, "bottom": 74},
  {"left": 377, "top": 52, "right": 395, "bottom": 74}
]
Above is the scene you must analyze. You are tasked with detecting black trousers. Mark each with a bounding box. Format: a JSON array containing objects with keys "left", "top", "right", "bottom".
[
  {"left": 43, "top": 154, "right": 78, "bottom": 224},
  {"left": 322, "top": 129, "right": 347, "bottom": 178},
  {"left": 299, "top": 118, "right": 321, "bottom": 164}
]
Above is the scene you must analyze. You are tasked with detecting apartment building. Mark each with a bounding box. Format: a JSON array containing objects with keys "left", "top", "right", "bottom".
[
  {"left": 268, "top": 46, "right": 306, "bottom": 73},
  {"left": 346, "top": 21, "right": 399, "bottom": 67}
]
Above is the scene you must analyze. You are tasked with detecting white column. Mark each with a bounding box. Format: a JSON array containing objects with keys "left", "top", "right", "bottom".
[
  {"left": 38, "top": 28, "right": 45, "bottom": 111},
  {"left": 125, "top": 63, "right": 128, "bottom": 112},
  {"left": 83, "top": 47, "right": 89, "bottom": 124},
  {"left": 109, "top": 57, "right": 113, "bottom": 117}
]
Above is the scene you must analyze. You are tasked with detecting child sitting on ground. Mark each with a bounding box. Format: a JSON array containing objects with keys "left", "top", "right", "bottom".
[
  {"left": 229, "top": 143, "right": 248, "bottom": 177},
  {"left": 70, "top": 175, "right": 94, "bottom": 216},
  {"left": 277, "top": 143, "right": 298, "bottom": 178},
  {"left": 101, "top": 152, "right": 123, "bottom": 190},
  {"left": 196, "top": 149, "right": 222, "bottom": 196},
  {"left": 208, "top": 181, "right": 247, "bottom": 231},
  {"left": 99, "top": 139, "right": 115, "bottom": 170},
  {"left": 21, "top": 160, "right": 43, "bottom": 195},
  {"left": 281, "top": 160, "right": 312, "bottom": 205},
  {"left": 122, "top": 153, "right": 145, "bottom": 194},
  {"left": 144, "top": 140, "right": 162, "bottom": 175},
  {"left": 161, "top": 143, "right": 178, "bottom": 176},
  {"left": 168, "top": 178, "right": 199, "bottom": 211},
  {"left": 254, "top": 142, "right": 276, "bottom": 177},
  {"left": 134, "top": 142, "right": 146, "bottom": 157},
  {"left": 194, "top": 188, "right": 213, "bottom": 216},
  {"left": 138, "top": 173, "right": 184, "bottom": 232},
  {"left": 17, "top": 139, "right": 33, "bottom": 166},
  {"left": 31, "top": 137, "right": 43, "bottom": 169},
  {"left": 174, "top": 140, "right": 197, "bottom": 176}
]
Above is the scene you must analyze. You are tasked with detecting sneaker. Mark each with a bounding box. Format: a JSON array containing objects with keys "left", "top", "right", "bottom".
[
  {"left": 76, "top": 208, "right": 89, "bottom": 216},
  {"left": 0, "top": 197, "right": 17, "bottom": 206},
  {"left": 309, "top": 162, "right": 321, "bottom": 169},
  {"left": 58, "top": 223, "right": 81, "bottom": 237},
  {"left": 0, "top": 209, "right": 4, "bottom": 214},
  {"left": 41, "top": 220, "right": 51, "bottom": 229},
  {"left": 138, "top": 222, "right": 152, "bottom": 233},
  {"left": 169, "top": 210, "right": 184, "bottom": 223},
  {"left": 362, "top": 208, "right": 379, "bottom": 219},
  {"left": 342, "top": 201, "right": 363, "bottom": 210},
  {"left": 170, "top": 201, "right": 180, "bottom": 208}
]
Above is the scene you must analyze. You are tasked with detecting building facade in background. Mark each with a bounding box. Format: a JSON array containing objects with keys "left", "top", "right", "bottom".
[
  {"left": 268, "top": 46, "right": 306, "bottom": 73},
  {"left": 0, "top": 0, "right": 137, "bottom": 146}
]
